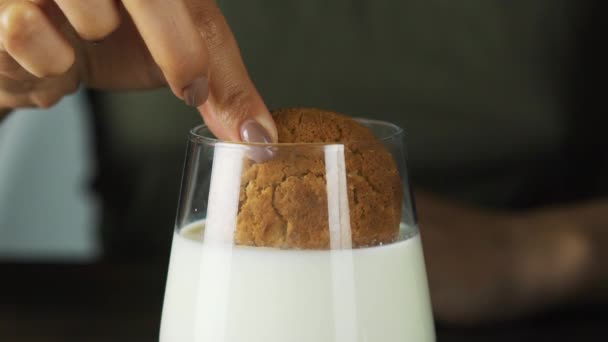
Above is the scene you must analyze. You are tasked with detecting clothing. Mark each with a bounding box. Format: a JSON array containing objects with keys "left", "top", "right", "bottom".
[{"left": 92, "top": 0, "right": 606, "bottom": 257}]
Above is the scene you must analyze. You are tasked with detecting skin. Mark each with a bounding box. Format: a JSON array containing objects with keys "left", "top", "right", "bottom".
[
  {"left": 0, "top": 0, "right": 277, "bottom": 142},
  {"left": 418, "top": 191, "right": 607, "bottom": 324},
  {"left": 0, "top": 0, "right": 605, "bottom": 325}
]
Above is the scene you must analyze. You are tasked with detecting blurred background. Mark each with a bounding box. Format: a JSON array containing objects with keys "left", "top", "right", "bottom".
[{"left": 1, "top": 0, "right": 607, "bottom": 341}]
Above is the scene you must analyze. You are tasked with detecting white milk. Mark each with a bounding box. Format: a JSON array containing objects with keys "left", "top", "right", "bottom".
[{"left": 160, "top": 221, "right": 435, "bottom": 342}]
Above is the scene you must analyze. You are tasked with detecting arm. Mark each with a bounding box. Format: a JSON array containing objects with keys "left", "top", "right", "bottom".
[{"left": 416, "top": 191, "right": 604, "bottom": 324}]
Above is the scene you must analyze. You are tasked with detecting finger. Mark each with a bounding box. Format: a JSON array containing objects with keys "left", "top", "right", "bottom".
[
  {"left": 0, "top": 74, "right": 37, "bottom": 93},
  {"left": 54, "top": 0, "right": 120, "bottom": 41},
  {"left": 0, "top": 0, "right": 75, "bottom": 78},
  {"left": 122, "top": 0, "right": 209, "bottom": 107},
  {"left": 0, "top": 89, "right": 33, "bottom": 108},
  {"left": 192, "top": 3, "right": 276, "bottom": 143},
  {"left": 0, "top": 62, "right": 78, "bottom": 107},
  {"left": 0, "top": 50, "right": 36, "bottom": 80},
  {"left": 29, "top": 73, "right": 79, "bottom": 108}
]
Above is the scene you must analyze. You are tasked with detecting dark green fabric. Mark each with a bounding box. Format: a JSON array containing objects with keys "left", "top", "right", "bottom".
[{"left": 92, "top": 1, "right": 603, "bottom": 257}]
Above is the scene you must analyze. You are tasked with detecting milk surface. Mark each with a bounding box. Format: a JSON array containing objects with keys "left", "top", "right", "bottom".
[{"left": 160, "top": 221, "right": 435, "bottom": 342}]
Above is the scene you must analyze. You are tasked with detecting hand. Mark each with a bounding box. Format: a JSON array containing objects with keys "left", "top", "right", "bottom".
[
  {"left": 0, "top": 0, "right": 277, "bottom": 142},
  {"left": 416, "top": 192, "right": 594, "bottom": 324}
]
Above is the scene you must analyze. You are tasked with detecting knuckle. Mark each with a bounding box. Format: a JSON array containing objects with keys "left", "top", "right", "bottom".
[
  {"left": 195, "top": 7, "right": 228, "bottom": 50},
  {"left": 0, "top": 2, "right": 42, "bottom": 48},
  {"left": 216, "top": 84, "right": 253, "bottom": 126}
]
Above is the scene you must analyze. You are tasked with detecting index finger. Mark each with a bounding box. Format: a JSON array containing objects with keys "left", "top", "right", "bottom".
[
  {"left": 121, "top": 0, "right": 209, "bottom": 106},
  {"left": 188, "top": 2, "right": 277, "bottom": 143}
]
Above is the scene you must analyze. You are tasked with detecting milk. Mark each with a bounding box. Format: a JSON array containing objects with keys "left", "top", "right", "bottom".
[{"left": 160, "top": 221, "right": 435, "bottom": 342}]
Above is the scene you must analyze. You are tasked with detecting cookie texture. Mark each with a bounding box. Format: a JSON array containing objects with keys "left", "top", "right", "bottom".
[{"left": 235, "top": 108, "right": 403, "bottom": 249}]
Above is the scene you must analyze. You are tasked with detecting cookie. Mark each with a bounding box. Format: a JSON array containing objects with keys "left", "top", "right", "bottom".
[{"left": 235, "top": 108, "right": 403, "bottom": 249}]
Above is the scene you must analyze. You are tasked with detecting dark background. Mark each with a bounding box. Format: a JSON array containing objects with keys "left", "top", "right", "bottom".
[
  {"left": 2, "top": 261, "right": 606, "bottom": 341},
  {"left": 2, "top": 0, "right": 608, "bottom": 341}
]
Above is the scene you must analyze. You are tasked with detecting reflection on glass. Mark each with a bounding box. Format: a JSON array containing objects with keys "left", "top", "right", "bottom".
[{"left": 160, "top": 119, "right": 435, "bottom": 342}]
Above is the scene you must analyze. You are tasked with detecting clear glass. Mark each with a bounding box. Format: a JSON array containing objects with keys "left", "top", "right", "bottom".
[{"left": 160, "top": 119, "right": 435, "bottom": 342}]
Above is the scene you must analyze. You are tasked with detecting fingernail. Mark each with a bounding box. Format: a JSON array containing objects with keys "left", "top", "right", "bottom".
[
  {"left": 240, "top": 119, "right": 275, "bottom": 162},
  {"left": 240, "top": 119, "right": 273, "bottom": 143},
  {"left": 183, "top": 76, "right": 209, "bottom": 107}
]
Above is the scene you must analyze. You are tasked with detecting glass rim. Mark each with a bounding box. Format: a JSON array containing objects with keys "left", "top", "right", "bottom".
[{"left": 188, "top": 117, "right": 404, "bottom": 146}]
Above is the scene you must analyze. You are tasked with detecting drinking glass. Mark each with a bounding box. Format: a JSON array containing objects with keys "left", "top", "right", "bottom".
[{"left": 160, "top": 119, "right": 435, "bottom": 342}]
